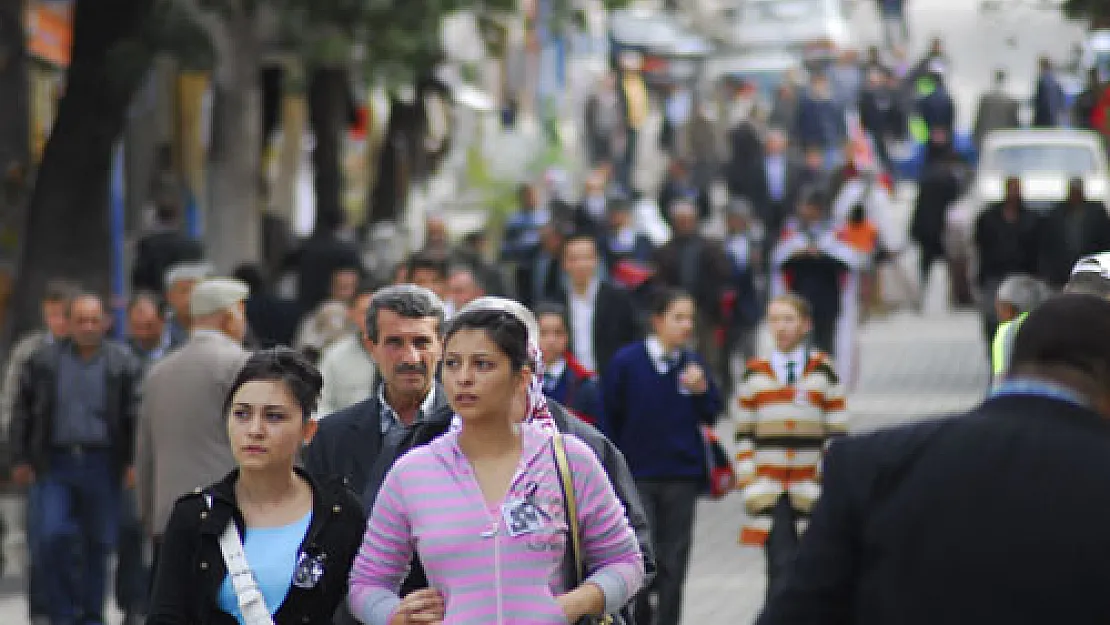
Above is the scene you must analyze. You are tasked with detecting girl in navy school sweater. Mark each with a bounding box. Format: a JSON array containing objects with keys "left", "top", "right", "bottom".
[{"left": 600, "top": 287, "right": 723, "bottom": 625}]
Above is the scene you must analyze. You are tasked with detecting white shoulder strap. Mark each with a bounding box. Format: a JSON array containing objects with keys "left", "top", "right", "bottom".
[{"left": 204, "top": 494, "right": 276, "bottom": 625}]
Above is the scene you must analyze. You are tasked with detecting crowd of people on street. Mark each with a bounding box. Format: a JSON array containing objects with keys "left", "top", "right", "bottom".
[{"left": 9, "top": 10, "right": 1110, "bottom": 625}]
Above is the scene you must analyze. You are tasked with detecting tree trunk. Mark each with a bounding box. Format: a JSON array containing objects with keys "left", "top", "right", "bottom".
[
  {"left": 9, "top": 0, "right": 154, "bottom": 340},
  {"left": 367, "top": 97, "right": 414, "bottom": 225},
  {"left": 0, "top": 0, "right": 28, "bottom": 174},
  {"left": 205, "top": 11, "right": 261, "bottom": 272},
  {"left": 307, "top": 66, "right": 348, "bottom": 235}
]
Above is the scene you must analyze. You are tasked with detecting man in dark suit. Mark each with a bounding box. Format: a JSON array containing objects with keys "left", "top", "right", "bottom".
[
  {"left": 759, "top": 294, "right": 1110, "bottom": 625},
  {"left": 729, "top": 128, "right": 806, "bottom": 248},
  {"left": 516, "top": 220, "right": 568, "bottom": 309},
  {"left": 1039, "top": 178, "right": 1110, "bottom": 289},
  {"left": 555, "top": 233, "right": 642, "bottom": 378},
  {"left": 303, "top": 285, "right": 451, "bottom": 623},
  {"left": 972, "top": 69, "right": 1020, "bottom": 151}
]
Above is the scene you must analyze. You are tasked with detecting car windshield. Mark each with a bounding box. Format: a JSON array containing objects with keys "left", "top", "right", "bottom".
[
  {"left": 743, "top": 0, "right": 825, "bottom": 23},
  {"left": 987, "top": 144, "right": 1098, "bottom": 175}
]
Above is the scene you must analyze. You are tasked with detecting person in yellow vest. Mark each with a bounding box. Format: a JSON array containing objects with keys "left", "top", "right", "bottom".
[
  {"left": 734, "top": 293, "right": 847, "bottom": 601},
  {"left": 990, "top": 274, "right": 1049, "bottom": 387}
]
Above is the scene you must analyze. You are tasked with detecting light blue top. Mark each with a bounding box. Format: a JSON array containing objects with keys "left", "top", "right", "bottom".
[{"left": 217, "top": 511, "right": 312, "bottom": 624}]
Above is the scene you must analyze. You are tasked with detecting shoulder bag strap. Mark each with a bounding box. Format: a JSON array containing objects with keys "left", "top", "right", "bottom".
[
  {"left": 204, "top": 494, "right": 276, "bottom": 625},
  {"left": 552, "top": 433, "right": 584, "bottom": 586}
]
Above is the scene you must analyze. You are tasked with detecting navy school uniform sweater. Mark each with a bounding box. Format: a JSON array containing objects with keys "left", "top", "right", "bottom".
[{"left": 600, "top": 341, "right": 724, "bottom": 481}]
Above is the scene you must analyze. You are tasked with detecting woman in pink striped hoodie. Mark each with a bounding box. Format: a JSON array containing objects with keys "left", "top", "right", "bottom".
[{"left": 349, "top": 298, "right": 644, "bottom": 624}]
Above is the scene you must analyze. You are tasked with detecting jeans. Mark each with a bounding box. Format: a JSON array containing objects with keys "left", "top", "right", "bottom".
[
  {"left": 633, "top": 479, "right": 700, "bottom": 625},
  {"left": 115, "top": 487, "right": 149, "bottom": 615},
  {"left": 38, "top": 450, "right": 119, "bottom": 625}
]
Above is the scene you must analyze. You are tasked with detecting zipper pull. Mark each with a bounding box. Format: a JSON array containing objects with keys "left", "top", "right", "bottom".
[{"left": 480, "top": 521, "right": 499, "bottom": 538}]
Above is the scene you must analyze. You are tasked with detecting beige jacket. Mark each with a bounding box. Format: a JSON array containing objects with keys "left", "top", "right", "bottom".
[{"left": 135, "top": 330, "right": 248, "bottom": 535}]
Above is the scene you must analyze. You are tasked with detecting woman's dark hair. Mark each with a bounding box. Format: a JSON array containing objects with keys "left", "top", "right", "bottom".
[
  {"left": 224, "top": 347, "right": 323, "bottom": 421},
  {"left": 649, "top": 287, "right": 695, "bottom": 317},
  {"left": 443, "top": 308, "right": 531, "bottom": 372}
]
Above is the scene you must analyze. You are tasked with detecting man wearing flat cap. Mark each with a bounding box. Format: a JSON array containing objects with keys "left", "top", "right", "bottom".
[{"left": 135, "top": 277, "right": 250, "bottom": 558}]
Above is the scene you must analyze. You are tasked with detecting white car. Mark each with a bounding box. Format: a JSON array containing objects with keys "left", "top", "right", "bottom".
[
  {"left": 968, "top": 129, "right": 1109, "bottom": 215},
  {"left": 947, "top": 128, "right": 1110, "bottom": 288},
  {"left": 703, "top": 0, "right": 852, "bottom": 57}
]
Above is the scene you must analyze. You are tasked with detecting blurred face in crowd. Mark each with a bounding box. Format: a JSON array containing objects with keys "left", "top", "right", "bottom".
[
  {"left": 227, "top": 379, "right": 315, "bottom": 473},
  {"left": 1004, "top": 177, "right": 1022, "bottom": 203},
  {"left": 448, "top": 270, "right": 484, "bottom": 310},
  {"left": 726, "top": 211, "right": 750, "bottom": 235},
  {"left": 538, "top": 313, "right": 569, "bottom": 367},
  {"left": 442, "top": 328, "right": 529, "bottom": 426},
  {"left": 167, "top": 278, "right": 198, "bottom": 319},
  {"left": 765, "top": 131, "right": 787, "bottom": 157},
  {"left": 652, "top": 296, "right": 696, "bottom": 351},
  {"left": 609, "top": 207, "right": 632, "bottom": 231},
  {"left": 410, "top": 267, "right": 447, "bottom": 300},
  {"left": 330, "top": 269, "right": 360, "bottom": 304},
  {"left": 798, "top": 200, "right": 823, "bottom": 225},
  {"left": 368, "top": 309, "right": 441, "bottom": 402},
  {"left": 128, "top": 298, "right": 164, "bottom": 348},
  {"left": 42, "top": 298, "right": 70, "bottom": 339},
  {"left": 69, "top": 295, "right": 107, "bottom": 352},
  {"left": 426, "top": 216, "right": 449, "bottom": 249},
  {"left": 804, "top": 148, "right": 825, "bottom": 171},
  {"left": 670, "top": 203, "right": 698, "bottom": 236},
  {"left": 768, "top": 299, "right": 811, "bottom": 353},
  {"left": 1067, "top": 179, "right": 1085, "bottom": 204},
  {"left": 563, "top": 237, "right": 600, "bottom": 290},
  {"left": 540, "top": 224, "right": 565, "bottom": 254}
]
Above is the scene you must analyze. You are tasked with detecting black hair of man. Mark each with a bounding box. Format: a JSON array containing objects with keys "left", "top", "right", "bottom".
[
  {"left": 1010, "top": 294, "right": 1110, "bottom": 391},
  {"left": 364, "top": 284, "right": 445, "bottom": 344},
  {"left": 128, "top": 290, "right": 167, "bottom": 317},
  {"left": 533, "top": 301, "right": 570, "bottom": 329},
  {"left": 42, "top": 279, "right": 79, "bottom": 304},
  {"left": 561, "top": 231, "right": 600, "bottom": 255},
  {"left": 406, "top": 253, "right": 448, "bottom": 281}
]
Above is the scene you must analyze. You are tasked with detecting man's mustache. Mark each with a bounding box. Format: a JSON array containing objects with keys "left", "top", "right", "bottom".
[{"left": 394, "top": 363, "right": 428, "bottom": 375}]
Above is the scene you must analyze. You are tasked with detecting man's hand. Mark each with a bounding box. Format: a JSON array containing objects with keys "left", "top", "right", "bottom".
[
  {"left": 389, "top": 588, "right": 445, "bottom": 624},
  {"left": 679, "top": 363, "right": 709, "bottom": 395},
  {"left": 11, "top": 464, "right": 34, "bottom": 487}
]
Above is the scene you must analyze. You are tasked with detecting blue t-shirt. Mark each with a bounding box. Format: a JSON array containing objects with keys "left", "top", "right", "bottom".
[{"left": 217, "top": 511, "right": 312, "bottom": 623}]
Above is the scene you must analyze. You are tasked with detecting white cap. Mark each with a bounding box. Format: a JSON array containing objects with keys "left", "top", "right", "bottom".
[
  {"left": 165, "top": 261, "right": 213, "bottom": 289},
  {"left": 189, "top": 278, "right": 249, "bottom": 317}
]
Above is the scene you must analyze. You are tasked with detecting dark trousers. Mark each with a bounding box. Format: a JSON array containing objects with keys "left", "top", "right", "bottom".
[
  {"left": 115, "top": 487, "right": 148, "bottom": 616},
  {"left": 764, "top": 494, "right": 800, "bottom": 603},
  {"left": 38, "top": 450, "right": 120, "bottom": 625},
  {"left": 26, "top": 481, "right": 52, "bottom": 618},
  {"left": 616, "top": 128, "right": 639, "bottom": 191},
  {"left": 634, "top": 479, "right": 699, "bottom": 625}
]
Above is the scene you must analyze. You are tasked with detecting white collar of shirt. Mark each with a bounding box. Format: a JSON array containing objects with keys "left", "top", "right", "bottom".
[
  {"left": 645, "top": 336, "right": 681, "bottom": 375},
  {"left": 191, "top": 328, "right": 236, "bottom": 344},
  {"left": 547, "top": 359, "right": 567, "bottom": 381},
  {"left": 770, "top": 346, "right": 807, "bottom": 384},
  {"left": 614, "top": 226, "right": 637, "bottom": 248},
  {"left": 378, "top": 383, "right": 436, "bottom": 434},
  {"left": 568, "top": 277, "right": 601, "bottom": 303}
]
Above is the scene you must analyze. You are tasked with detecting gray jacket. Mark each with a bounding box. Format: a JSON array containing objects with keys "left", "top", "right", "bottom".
[{"left": 135, "top": 330, "right": 248, "bottom": 535}]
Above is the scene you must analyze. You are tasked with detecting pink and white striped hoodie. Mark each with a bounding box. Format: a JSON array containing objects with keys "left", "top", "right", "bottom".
[{"left": 348, "top": 423, "right": 644, "bottom": 624}]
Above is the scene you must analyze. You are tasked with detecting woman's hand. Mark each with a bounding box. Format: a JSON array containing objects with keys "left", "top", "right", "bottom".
[
  {"left": 389, "top": 588, "right": 445, "bottom": 624},
  {"left": 557, "top": 583, "right": 605, "bottom": 623}
]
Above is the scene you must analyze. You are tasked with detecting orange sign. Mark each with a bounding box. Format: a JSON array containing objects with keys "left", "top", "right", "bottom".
[{"left": 26, "top": 1, "right": 73, "bottom": 68}]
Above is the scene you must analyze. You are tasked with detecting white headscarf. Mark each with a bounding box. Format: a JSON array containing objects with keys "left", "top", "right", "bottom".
[{"left": 450, "top": 296, "right": 556, "bottom": 432}]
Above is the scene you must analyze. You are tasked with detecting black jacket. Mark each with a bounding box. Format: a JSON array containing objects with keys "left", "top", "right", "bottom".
[
  {"left": 147, "top": 468, "right": 365, "bottom": 625},
  {"left": 11, "top": 338, "right": 141, "bottom": 476},
  {"left": 1039, "top": 200, "right": 1110, "bottom": 288},
  {"left": 302, "top": 384, "right": 454, "bottom": 625},
  {"left": 550, "top": 401, "right": 657, "bottom": 591},
  {"left": 557, "top": 281, "right": 643, "bottom": 376},
  {"left": 759, "top": 394, "right": 1110, "bottom": 625},
  {"left": 131, "top": 230, "right": 205, "bottom": 295},
  {"left": 973, "top": 203, "right": 1041, "bottom": 286}
]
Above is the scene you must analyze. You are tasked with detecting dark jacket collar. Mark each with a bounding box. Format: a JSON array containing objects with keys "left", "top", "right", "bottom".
[
  {"left": 346, "top": 381, "right": 451, "bottom": 433},
  {"left": 981, "top": 393, "right": 1110, "bottom": 433},
  {"left": 199, "top": 466, "right": 346, "bottom": 538}
]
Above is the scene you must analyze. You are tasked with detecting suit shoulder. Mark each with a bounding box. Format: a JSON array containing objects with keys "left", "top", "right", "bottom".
[{"left": 315, "top": 398, "right": 373, "bottom": 431}]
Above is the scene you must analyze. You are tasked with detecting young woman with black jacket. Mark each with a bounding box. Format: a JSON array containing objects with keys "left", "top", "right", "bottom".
[{"left": 147, "top": 348, "right": 365, "bottom": 625}]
